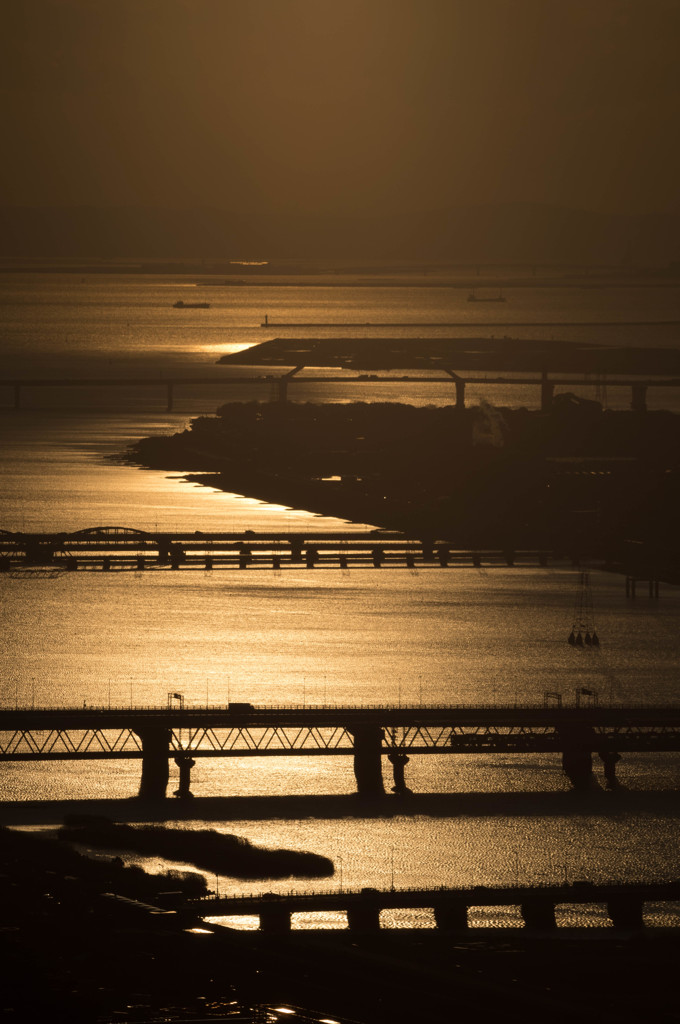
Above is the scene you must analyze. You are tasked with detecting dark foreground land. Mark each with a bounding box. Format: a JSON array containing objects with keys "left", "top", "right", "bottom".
[
  {"left": 2, "top": 825, "right": 678, "bottom": 1023},
  {"left": 129, "top": 400, "right": 680, "bottom": 559}
]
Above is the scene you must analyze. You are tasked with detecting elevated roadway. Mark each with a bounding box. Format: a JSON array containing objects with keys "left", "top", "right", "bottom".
[{"left": 2, "top": 702, "right": 679, "bottom": 798}]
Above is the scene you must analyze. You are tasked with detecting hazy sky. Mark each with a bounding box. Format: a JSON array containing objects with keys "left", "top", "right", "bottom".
[{"left": 3, "top": 0, "right": 679, "bottom": 217}]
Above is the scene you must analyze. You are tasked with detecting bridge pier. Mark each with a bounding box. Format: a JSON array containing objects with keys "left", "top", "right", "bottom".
[
  {"left": 561, "top": 747, "right": 593, "bottom": 790},
  {"left": 434, "top": 901, "right": 468, "bottom": 930},
  {"left": 350, "top": 726, "right": 385, "bottom": 797},
  {"left": 541, "top": 376, "right": 554, "bottom": 413},
  {"left": 166, "top": 382, "right": 174, "bottom": 412},
  {"left": 260, "top": 905, "right": 291, "bottom": 934},
  {"left": 134, "top": 728, "right": 171, "bottom": 799},
  {"left": 559, "top": 725, "right": 595, "bottom": 790},
  {"left": 521, "top": 897, "right": 557, "bottom": 929},
  {"left": 598, "top": 749, "right": 621, "bottom": 787},
  {"left": 387, "top": 751, "right": 411, "bottom": 795},
  {"left": 174, "top": 753, "right": 196, "bottom": 799},
  {"left": 346, "top": 904, "right": 381, "bottom": 933},
  {"left": 289, "top": 539, "right": 304, "bottom": 562},
  {"left": 607, "top": 895, "right": 644, "bottom": 929},
  {"left": 421, "top": 539, "right": 434, "bottom": 561}
]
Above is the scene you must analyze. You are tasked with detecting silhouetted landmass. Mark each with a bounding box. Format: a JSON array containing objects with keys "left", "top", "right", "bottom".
[
  {"left": 0, "top": 825, "right": 249, "bottom": 1021},
  {"left": 128, "top": 400, "right": 680, "bottom": 561},
  {"left": 3, "top": 823, "right": 680, "bottom": 1023},
  {"left": 59, "top": 820, "right": 334, "bottom": 879}
]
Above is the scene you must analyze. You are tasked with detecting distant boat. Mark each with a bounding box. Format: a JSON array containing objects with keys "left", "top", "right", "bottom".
[
  {"left": 468, "top": 289, "right": 507, "bottom": 303},
  {"left": 173, "top": 300, "right": 210, "bottom": 309}
]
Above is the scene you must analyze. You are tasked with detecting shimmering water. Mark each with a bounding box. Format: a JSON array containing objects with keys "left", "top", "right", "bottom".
[{"left": 1, "top": 273, "right": 679, "bottom": 927}]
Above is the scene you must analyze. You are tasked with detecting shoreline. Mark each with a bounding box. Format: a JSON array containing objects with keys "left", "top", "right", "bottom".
[{"left": 127, "top": 400, "right": 680, "bottom": 554}]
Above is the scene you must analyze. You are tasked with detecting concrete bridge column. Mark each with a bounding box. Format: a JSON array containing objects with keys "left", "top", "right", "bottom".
[
  {"left": 350, "top": 726, "right": 385, "bottom": 796},
  {"left": 558, "top": 725, "right": 595, "bottom": 790},
  {"left": 166, "top": 382, "right": 174, "bottom": 412},
  {"left": 260, "top": 905, "right": 291, "bottom": 934},
  {"left": 607, "top": 896, "right": 644, "bottom": 929},
  {"left": 387, "top": 751, "right": 411, "bottom": 795},
  {"left": 437, "top": 545, "right": 450, "bottom": 567},
  {"left": 174, "top": 753, "right": 196, "bottom": 799},
  {"left": 455, "top": 379, "right": 465, "bottom": 410},
  {"left": 134, "top": 727, "right": 171, "bottom": 799},
  {"left": 289, "top": 539, "right": 304, "bottom": 563},
  {"left": 434, "top": 901, "right": 468, "bottom": 931},
  {"left": 541, "top": 376, "right": 554, "bottom": 413},
  {"left": 598, "top": 750, "right": 621, "bottom": 788},
  {"left": 521, "top": 897, "right": 557, "bottom": 929},
  {"left": 561, "top": 747, "right": 593, "bottom": 790},
  {"left": 421, "top": 539, "right": 434, "bottom": 561},
  {"left": 346, "top": 904, "right": 381, "bottom": 933}
]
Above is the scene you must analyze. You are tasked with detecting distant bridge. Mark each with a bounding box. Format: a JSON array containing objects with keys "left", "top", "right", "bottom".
[
  {"left": 194, "top": 880, "right": 680, "bottom": 932},
  {"left": 1, "top": 370, "right": 677, "bottom": 411},
  {"left": 2, "top": 702, "right": 679, "bottom": 798},
  {"left": 0, "top": 526, "right": 549, "bottom": 572}
]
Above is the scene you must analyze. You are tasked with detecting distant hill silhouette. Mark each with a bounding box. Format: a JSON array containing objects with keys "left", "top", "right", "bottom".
[{"left": 1, "top": 202, "right": 678, "bottom": 265}]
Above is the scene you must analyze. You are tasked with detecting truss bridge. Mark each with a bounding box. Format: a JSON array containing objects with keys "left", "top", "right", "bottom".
[
  {"left": 0, "top": 526, "right": 549, "bottom": 572},
  {"left": 2, "top": 702, "right": 678, "bottom": 799}
]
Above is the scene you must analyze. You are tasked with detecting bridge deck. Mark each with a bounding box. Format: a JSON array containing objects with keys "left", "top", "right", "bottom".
[
  {"left": 196, "top": 880, "right": 680, "bottom": 916},
  {"left": 2, "top": 703, "right": 679, "bottom": 761}
]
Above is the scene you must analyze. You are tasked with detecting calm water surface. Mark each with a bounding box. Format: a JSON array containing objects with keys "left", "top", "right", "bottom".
[{"left": 1, "top": 274, "right": 679, "bottom": 927}]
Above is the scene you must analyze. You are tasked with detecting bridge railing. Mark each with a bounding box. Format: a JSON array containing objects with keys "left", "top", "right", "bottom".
[{"left": 3, "top": 700, "right": 680, "bottom": 714}]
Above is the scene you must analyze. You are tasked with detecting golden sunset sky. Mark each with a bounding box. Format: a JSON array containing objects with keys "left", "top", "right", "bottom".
[{"left": 3, "top": 0, "right": 679, "bottom": 221}]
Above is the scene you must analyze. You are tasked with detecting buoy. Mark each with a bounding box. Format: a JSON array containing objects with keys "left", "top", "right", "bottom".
[
  {"left": 568, "top": 631, "right": 576, "bottom": 645},
  {"left": 591, "top": 632, "right": 600, "bottom": 646},
  {"left": 585, "top": 632, "right": 592, "bottom": 645},
  {"left": 575, "top": 632, "right": 584, "bottom": 646}
]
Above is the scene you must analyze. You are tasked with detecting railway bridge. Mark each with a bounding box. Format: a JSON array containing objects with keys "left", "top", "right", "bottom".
[
  {"left": 0, "top": 526, "right": 547, "bottom": 572},
  {"left": 1, "top": 702, "right": 678, "bottom": 798}
]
